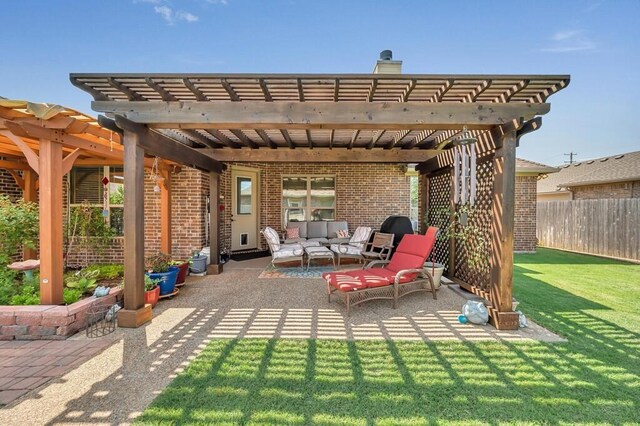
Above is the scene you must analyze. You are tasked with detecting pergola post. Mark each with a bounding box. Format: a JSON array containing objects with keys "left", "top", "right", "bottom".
[
  {"left": 23, "top": 168, "right": 38, "bottom": 260},
  {"left": 118, "top": 129, "right": 152, "bottom": 327},
  {"left": 160, "top": 168, "right": 172, "bottom": 255},
  {"left": 208, "top": 171, "right": 222, "bottom": 275},
  {"left": 38, "top": 139, "right": 63, "bottom": 305},
  {"left": 489, "top": 130, "right": 519, "bottom": 330}
]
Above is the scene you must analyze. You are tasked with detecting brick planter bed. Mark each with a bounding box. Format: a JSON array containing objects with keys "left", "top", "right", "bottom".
[{"left": 0, "top": 288, "right": 122, "bottom": 340}]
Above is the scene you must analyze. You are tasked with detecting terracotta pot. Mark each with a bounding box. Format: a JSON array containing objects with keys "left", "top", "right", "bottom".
[
  {"left": 144, "top": 285, "right": 160, "bottom": 308},
  {"left": 175, "top": 262, "right": 189, "bottom": 285}
]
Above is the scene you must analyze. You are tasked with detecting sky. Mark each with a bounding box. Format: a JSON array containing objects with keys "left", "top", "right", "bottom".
[{"left": 1, "top": 0, "right": 639, "bottom": 166}]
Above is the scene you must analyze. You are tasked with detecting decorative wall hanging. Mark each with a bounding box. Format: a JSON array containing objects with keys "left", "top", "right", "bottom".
[{"left": 452, "top": 126, "right": 478, "bottom": 206}]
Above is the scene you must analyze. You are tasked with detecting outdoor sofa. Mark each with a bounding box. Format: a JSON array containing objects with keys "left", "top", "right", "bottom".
[
  {"left": 322, "top": 227, "right": 439, "bottom": 315},
  {"left": 284, "top": 220, "right": 350, "bottom": 245}
]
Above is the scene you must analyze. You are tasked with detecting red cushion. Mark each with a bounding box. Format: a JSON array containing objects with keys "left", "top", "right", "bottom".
[
  {"left": 323, "top": 270, "right": 391, "bottom": 291},
  {"left": 386, "top": 231, "right": 437, "bottom": 273},
  {"left": 322, "top": 272, "right": 369, "bottom": 292},
  {"left": 366, "top": 268, "right": 415, "bottom": 284}
]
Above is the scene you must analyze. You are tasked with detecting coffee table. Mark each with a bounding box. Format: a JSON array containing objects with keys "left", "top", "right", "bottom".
[{"left": 304, "top": 246, "right": 335, "bottom": 271}]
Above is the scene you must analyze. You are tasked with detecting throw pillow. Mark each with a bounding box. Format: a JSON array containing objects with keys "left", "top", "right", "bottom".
[
  {"left": 286, "top": 227, "right": 300, "bottom": 239},
  {"left": 336, "top": 229, "right": 350, "bottom": 238}
]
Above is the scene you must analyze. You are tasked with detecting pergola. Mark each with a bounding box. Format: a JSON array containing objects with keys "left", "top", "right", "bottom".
[{"left": 70, "top": 73, "right": 570, "bottom": 329}]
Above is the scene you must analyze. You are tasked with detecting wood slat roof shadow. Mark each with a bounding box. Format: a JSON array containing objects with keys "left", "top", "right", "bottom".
[{"left": 70, "top": 73, "right": 570, "bottom": 152}]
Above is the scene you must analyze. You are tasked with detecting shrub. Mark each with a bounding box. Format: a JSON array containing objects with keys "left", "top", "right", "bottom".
[
  {"left": 63, "top": 288, "right": 83, "bottom": 305},
  {"left": 65, "top": 269, "right": 99, "bottom": 294},
  {"left": 0, "top": 195, "right": 38, "bottom": 266},
  {"left": 145, "top": 253, "right": 172, "bottom": 273},
  {"left": 10, "top": 281, "right": 39, "bottom": 305},
  {"left": 85, "top": 264, "right": 124, "bottom": 280}
]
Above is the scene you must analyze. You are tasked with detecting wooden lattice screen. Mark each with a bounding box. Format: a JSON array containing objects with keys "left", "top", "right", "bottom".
[
  {"left": 427, "top": 171, "right": 451, "bottom": 272},
  {"left": 453, "top": 159, "right": 494, "bottom": 290}
]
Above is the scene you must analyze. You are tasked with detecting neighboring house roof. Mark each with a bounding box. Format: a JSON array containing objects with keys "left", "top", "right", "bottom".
[
  {"left": 516, "top": 158, "right": 559, "bottom": 175},
  {"left": 537, "top": 151, "right": 640, "bottom": 194}
]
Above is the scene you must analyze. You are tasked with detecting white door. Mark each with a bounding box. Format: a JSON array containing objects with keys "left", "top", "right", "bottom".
[{"left": 231, "top": 167, "right": 259, "bottom": 251}]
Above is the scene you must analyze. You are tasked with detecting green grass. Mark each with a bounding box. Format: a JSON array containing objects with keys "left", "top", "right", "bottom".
[{"left": 137, "top": 248, "right": 640, "bottom": 425}]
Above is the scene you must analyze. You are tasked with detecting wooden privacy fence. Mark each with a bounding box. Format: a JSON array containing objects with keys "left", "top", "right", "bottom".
[{"left": 537, "top": 199, "right": 640, "bottom": 262}]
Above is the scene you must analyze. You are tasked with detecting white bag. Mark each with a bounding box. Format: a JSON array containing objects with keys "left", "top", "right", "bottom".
[{"left": 462, "top": 300, "right": 489, "bottom": 325}]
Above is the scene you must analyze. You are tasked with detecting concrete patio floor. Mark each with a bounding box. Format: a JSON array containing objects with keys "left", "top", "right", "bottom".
[{"left": 0, "top": 258, "right": 562, "bottom": 424}]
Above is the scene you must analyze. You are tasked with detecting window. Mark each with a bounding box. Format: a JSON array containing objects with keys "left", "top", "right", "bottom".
[
  {"left": 69, "top": 166, "right": 124, "bottom": 235},
  {"left": 236, "top": 176, "right": 252, "bottom": 215},
  {"left": 282, "top": 175, "right": 335, "bottom": 225}
]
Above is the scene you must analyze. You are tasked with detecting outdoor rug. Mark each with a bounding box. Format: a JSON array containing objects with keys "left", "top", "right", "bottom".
[{"left": 258, "top": 264, "right": 335, "bottom": 279}]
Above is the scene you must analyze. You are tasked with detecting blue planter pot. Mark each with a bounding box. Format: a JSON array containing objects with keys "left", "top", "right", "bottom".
[{"left": 148, "top": 266, "right": 179, "bottom": 296}]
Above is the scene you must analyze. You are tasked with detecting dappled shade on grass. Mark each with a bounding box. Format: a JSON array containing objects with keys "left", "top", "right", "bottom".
[{"left": 137, "top": 248, "right": 640, "bottom": 425}]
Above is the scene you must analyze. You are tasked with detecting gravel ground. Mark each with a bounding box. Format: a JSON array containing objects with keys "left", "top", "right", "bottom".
[{"left": 0, "top": 259, "right": 562, "bottom": 425}]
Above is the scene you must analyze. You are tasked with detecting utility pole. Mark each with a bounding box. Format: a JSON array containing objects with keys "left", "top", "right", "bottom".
[{"left": 564, "top": 152, "right": 577, "bottom": 164}]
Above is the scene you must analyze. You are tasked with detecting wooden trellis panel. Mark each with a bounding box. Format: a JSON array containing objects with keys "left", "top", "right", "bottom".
[
  {"left": 427, "top": 171, "right": 451, "bottom": 272},
  {"left": 454, "top": 160, "right": 494, "bottom": 289}
]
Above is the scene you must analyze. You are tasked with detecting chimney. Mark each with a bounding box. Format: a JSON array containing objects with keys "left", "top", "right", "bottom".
[{"left": 373, "top": 50, "right": 402, "bottom": 74}]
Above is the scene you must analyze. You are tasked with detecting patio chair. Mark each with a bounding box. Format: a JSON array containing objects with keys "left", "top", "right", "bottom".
[
  {"left": 360, "top": 232, "right": 394, "bottom": 267},
  {"left": 322, "top": 227, "right": 438, "bottom": 315},
  {"left": 261, "top": 227, "right": 305, "bottom": 269},
  {"left": 329, "top": 226, "right": 372, "bottom": 267}
]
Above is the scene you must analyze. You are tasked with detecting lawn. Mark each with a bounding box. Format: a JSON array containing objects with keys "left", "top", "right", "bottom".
[{"left": 136, "top": 248, "right": 640, "bottom": 425}]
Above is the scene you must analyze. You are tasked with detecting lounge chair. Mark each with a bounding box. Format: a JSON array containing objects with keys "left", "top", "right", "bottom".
[
  {"left": 261, "top": 227, "right": 306, "bottom": 268},
  {"left": 329, "top": 226, "right": 372, "bottom": 267},
  {"left": 322, "top": 227, "right": 438, "bottom": 315}
]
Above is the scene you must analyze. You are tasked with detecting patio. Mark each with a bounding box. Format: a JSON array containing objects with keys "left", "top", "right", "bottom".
[{"left": 0, "top": 257, "right": 563, "bottom": 422}]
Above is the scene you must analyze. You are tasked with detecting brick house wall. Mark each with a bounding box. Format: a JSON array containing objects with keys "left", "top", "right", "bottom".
[
  {"left": 0, "top": 167, "right": 23, "bottom": 201},
  {"left": 2, "top": 161, "right": 542, "bottom": 264},
  {"left": 219, "top": 163, "right": 412, "bottom": 252},
  {"left": 514, "top": 175, "right": 538, "bottom": 253},
  {"left": 569, "top": 181, "right": 640, "bottom": 200}
]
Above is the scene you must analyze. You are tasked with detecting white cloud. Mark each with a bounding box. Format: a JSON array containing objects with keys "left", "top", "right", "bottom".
[
  {"left": 176, "top": 11, "right": 199, "bottom": 23},
  {"left": 541, "top": 30, "right": 596, "bottom": 53},
  {"left": 152, "top": 4, "right": 199, "bottom": 25},
  {"left": 154, "top": 5, "right": 174, "bottom": 24},
  {"left": 207, "top": 0, "right": 229, "bottom": 4}
]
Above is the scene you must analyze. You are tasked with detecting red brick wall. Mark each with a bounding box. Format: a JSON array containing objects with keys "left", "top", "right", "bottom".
[
  {"left": 0, "top": 167, "right": 23, "bottom": 201},
  {"left": 219, "top": 163, "right": 412, "bottom": 252},
  {"left": 570, "top": 181, "right": 638, "bottom": 200},
  {"left": 67, "top": 167, "right": 209, "bottom": 266},
  {"left": 514, "top": 175, "right": 538, "bottom": 253}
]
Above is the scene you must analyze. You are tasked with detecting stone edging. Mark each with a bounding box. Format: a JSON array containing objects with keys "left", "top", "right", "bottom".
[{"left": 0, "top": 288, "right": 123, "bottom": 340}]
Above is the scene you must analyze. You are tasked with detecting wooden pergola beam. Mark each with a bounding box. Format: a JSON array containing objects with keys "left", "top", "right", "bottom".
[
  {"left": 415, "top": 119, "right": 524, "bottom": 174},
  {"left": 92, "top": 101, "right": 551, "bottom": 130},
  {"left": 114, "top": 116, "right": 226, "bottom": 173},
  {"left": 208, "top": 148, "right": 439, "bottom": 163}
]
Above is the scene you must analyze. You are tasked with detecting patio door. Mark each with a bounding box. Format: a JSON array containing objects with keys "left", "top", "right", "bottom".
[{"left": 231, "top": 167, "right": 259, "bottom": 251}]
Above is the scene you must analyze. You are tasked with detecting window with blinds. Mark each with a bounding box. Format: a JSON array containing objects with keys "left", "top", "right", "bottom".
[
  {"left": 69, "top": 167, "right": 102, "bottom": 204},
  {"left": 69, "top": 166, "right": 125, "bottom": 235}
]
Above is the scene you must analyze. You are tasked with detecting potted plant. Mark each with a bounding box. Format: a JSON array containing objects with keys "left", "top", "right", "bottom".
[
  {"left": 144, "top": 275, "right": 161, "bottom": 308},
  {"left": 189, "top": 249, "right": 208, "bottom": 274},
  {"left": 171, "top": 259, "right": 190, "bottom": 285},
  {"left": 145, "top": 253, "right": 179, "bottom": 296}
]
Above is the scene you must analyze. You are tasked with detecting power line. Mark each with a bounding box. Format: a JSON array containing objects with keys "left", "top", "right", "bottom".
[{"left": 564, "top": 152, "right": 577, "bottom": 164}]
